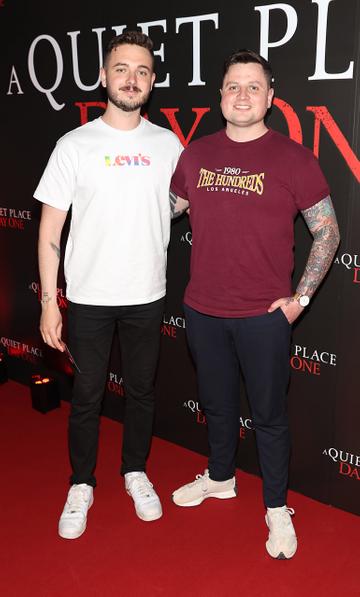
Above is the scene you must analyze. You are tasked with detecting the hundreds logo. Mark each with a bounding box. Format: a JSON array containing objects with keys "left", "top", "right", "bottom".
[
  {"left": 104, "top": 154, "right": 150, "bottom": 167},
  {"left": 196, "top": 167, "right": 264, "bottom": 195}
]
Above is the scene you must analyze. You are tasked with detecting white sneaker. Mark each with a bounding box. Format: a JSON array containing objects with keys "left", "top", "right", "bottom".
[
  {"left": 172, "top": 469, "right": 237, "bottom": 507},
  {"left": 265, "top": 506, "right": 297, "bottom": 559},
  {"left": 125, "top": 472, "right": 162, "bottom": 522},
  {"left": 58, "top": 483, "right": 94, "bottom": 539}
]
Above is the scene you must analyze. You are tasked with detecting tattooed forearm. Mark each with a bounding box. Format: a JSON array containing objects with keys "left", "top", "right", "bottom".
[
  {"left": 40, "top": 291, "right": 52, "bottom": 304},
  {"left": 170, "top": 190, "right": 189, "bottom": 219},
  {"left": 50, "top": 242, "right": 60, "bottom": 259},
  {"left": 297, "top": 195, "right": 340, "bottom": 297}
]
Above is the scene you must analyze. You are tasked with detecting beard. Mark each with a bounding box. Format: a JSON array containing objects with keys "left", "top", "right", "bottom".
[{"left": 107, "top": 85, "right": 151, "bottom": 113}]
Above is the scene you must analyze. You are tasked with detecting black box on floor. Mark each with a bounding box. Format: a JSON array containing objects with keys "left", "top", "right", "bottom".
[
  {"left": 0, "top": 356, "right": 8, "bottom": 384},
  {"left": 30, "top": 376, "right": 60, "bottom": 413}
]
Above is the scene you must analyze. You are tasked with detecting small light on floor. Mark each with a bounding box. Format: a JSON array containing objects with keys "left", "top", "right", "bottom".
[{"left": 30, "top": 375, "right": 60, "bottom": 413}]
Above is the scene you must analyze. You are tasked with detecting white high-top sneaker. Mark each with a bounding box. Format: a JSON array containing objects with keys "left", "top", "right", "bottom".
[
  {"left": 58, "top": 483, "right": 94, "bottom": 539},
  {"left": 125, "top": 472, "right": 162, "bottom": 522}
]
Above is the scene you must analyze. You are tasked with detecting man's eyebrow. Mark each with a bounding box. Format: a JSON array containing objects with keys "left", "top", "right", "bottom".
[
  {"left": 111, "top": 62, "right": 151, "bottom": 71},
  {"left": 225, "top": 79, "right": 264, "bottom": 86}
]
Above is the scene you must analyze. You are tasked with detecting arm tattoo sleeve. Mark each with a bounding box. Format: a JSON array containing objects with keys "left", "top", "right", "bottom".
[
  {"left": 170, "top": 190, "right": 187, "bottom": 219},
  {"left": 50, "top": 242, "right": 61, "bottom": 259},
  {"left": 297, "top": 195, "right": 340, "bottom": 297}
]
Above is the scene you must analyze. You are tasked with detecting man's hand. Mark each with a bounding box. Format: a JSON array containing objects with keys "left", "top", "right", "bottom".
[
  {"left": 170, "top": 191, "right": 189, "bottom": 219},
  {"left": 268, "top": 297, "right": 304, "bottom": 324},
  {"left": 40, "top": 302, "right": 64, "bottom": 351}
]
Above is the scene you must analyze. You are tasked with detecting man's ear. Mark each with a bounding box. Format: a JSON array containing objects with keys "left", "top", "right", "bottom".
[
  {"left": 267, "top": 87, "right": 274, "bottom": 108},
  {"left": 100, "top": 67, "right": 107, "bottom": 88}
]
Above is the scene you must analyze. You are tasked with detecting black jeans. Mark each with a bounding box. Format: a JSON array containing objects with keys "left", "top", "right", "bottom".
[
  {"left": 67, "top": 297, "right": 165, "bottom": 487},
  {"left": 184, "top": 305, "right": 292, "bottom": 508}
]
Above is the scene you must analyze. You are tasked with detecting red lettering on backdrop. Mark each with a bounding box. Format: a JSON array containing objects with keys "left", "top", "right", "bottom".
[
  {"left": 353, "top": 268, "right": 360, "bottom": 284},
  {"left": 75, "top": 102, "right": 107, "bottom": 125},
  {"left": 160, "top": 108, "right": 210, "bottom": 147},
  {"left": 272, "top": 98, "right": 303, "bottom": 144},
  {"left": 73, "top": 102, "right": 359, "bottom": 182},
  {"left": 339, "top": 462, "right": 360, "bottom": 480},
  {"left": 307, "top": 106, "right": 360, "bottom": 182}
]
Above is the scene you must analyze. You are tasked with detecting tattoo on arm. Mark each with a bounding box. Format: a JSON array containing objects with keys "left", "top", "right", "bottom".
[
  {"left": 170, "top": 190, "right": 188, "bottom": 219},
  {"left": 41, "top": 291, "right": 52, "bottom": 304},
  {"left": 297, "top": 195, "right": 340, "bottom": 297},
  {"left": 50, "top": 242, "right": 60, "bottom": 259}
]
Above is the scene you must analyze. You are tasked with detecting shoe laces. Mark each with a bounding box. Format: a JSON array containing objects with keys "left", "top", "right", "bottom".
[
  {"left": 66, "top": 485, "right": 90, "bottom": 513},
  {"left": 269, "top": 507, "right": 295, "bottom": 529},
  {"left": 188, "top": 469, "right": 210, "bottom": 489},
  {"left": 127, "top": 475, "right": 156, "bottom": 499}
]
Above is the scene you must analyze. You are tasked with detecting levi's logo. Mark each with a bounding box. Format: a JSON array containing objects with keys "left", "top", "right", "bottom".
[{"left": 105, "top": 154, "right": 151, "bottom": 167}]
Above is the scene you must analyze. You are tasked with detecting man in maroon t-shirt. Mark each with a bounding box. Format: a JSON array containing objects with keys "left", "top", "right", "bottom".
[{"left": 170, "top": 49, "right": 340, "bottom": 559}]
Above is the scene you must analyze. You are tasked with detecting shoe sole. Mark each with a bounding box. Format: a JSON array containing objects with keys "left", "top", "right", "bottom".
[
  {"left": 58, "top": 495, "right": 94, "bottom": 540},
  {"left": 265, "top": 543, "right": 297, "bottom": 559},
  {"left": 172, "top": 487, "right": 237, "bottom": 507},
  {"left": 135, "top": 508, "right": 163, "bottom": 522}
]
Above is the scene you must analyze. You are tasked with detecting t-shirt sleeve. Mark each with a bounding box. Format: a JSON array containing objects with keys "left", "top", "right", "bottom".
[
  {"left": 33, "top": 138, "right": 77, "bottom": 211},
  {"left": 291, "top": 147, "right": 330, "bottom": 211},
  {"left": 170, "top": 148, "right": 190, "bottom": 200}
]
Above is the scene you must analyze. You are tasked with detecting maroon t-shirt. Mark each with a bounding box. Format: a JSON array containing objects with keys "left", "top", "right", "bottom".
[{"left": 171, "top": 128, "right": 330, "bottom": 317}]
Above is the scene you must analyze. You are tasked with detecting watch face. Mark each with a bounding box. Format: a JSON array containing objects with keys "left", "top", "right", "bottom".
[{"left": 299, "top": 295, "right": 310, "bottom": 307}]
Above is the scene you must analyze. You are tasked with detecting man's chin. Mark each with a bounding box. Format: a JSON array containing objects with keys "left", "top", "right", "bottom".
[
  {"left": 108, "top": 93, "right": 149, "bottom": 113},
  {"left": 118, "top": 102, "right": 142, "bottom": 113}
]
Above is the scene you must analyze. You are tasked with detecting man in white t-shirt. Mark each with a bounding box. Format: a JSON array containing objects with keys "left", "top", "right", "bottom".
[{"left": 35, "top": 31, "right": 183, "bottom": 539}]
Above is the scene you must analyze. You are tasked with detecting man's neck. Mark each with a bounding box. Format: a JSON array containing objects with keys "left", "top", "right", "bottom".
[
  {"left": 225, "top": 122, "right": 269, "bottom": 143},
  {"left": 101, "top": 103, "right": 142, "bottom": 131}
]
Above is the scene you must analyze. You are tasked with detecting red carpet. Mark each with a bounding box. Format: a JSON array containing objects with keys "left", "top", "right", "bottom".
[{"left": 0, "top": 380, "right": 358, "bottom": 597}]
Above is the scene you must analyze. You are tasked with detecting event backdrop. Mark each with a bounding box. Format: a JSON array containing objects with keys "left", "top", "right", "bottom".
[{"left": 0, "top": 0, "right": 359, "bottom": 515}]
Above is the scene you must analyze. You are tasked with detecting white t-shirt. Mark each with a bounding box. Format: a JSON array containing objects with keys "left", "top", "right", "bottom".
[{"left": 34, "top": 117, "right": 183, "bottom": 305}]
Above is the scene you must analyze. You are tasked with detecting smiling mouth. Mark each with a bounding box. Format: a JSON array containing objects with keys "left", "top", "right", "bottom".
[{"left": 234, "top": 105, "right": 251, "bottom": 110}]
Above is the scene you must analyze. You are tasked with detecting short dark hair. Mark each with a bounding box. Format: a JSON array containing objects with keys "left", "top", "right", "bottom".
[
  {"left": 104, "top": 31, "right": 155, "bottom": 70},
  {"left": 222, "top": 49, "right": 273, "bottom": 87}
]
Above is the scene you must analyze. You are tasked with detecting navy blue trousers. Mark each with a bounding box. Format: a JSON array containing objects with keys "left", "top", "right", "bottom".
[{"left": 184, "top": 304, "right": 292, "bottom": 508}]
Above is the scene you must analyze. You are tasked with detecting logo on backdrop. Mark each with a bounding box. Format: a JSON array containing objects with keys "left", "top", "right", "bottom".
[
  {"left": 28, "top": 282, "right": 68, "bottom": 309},
  {"left": 323, "top": 447, "right": 360, "bottom": 481},
  {"left": 180, "top": 231, "right": 192, "bottom": 246},
  {"left": 290, "top": 344, "right": 337, "bottom": 376},
  {"left": 0, "top": 336, "right": 43, "bottom": 363},
  {"left": 0, "top": 207, "right": 32, "bottom": 230},
  {"left": 161, "top": 314, "right": 186, "bottom": 339},
  {"left": 107, "top": 371, "right": 124, "bottom": 397},
  {"left": 196, "top": 167, "right": 264, "bottom": 196},
  {"left": 183, "top": 399, "right": 253, "bottom": 439},
  {"left": 334, "top": 252, "right": 360, "bottom": 284}
]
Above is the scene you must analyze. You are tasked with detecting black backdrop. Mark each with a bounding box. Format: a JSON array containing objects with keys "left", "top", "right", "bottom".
[{"left": 0, "top": 0, "right": 359, "bottom": 515}]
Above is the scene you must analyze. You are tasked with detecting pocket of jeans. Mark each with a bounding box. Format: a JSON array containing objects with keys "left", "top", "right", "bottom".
[{"left": 277, "top": 307, "right": 292, "bottom": 326}]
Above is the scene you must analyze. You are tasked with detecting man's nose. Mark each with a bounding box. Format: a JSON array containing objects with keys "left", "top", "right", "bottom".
[
  {"left": 237, "top": 86, "right": 249, "bottom": 99},
  {"left": 126, "top": 70, "right": 137, "bottom": 85}
]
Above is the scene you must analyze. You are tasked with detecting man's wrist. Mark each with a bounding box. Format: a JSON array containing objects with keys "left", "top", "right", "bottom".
[
  {"left": 293, "top": 292, "right": 310, "bottom": 307},
  {"left": 40, "top": 292, "right": 53, "bottom": 305}
]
